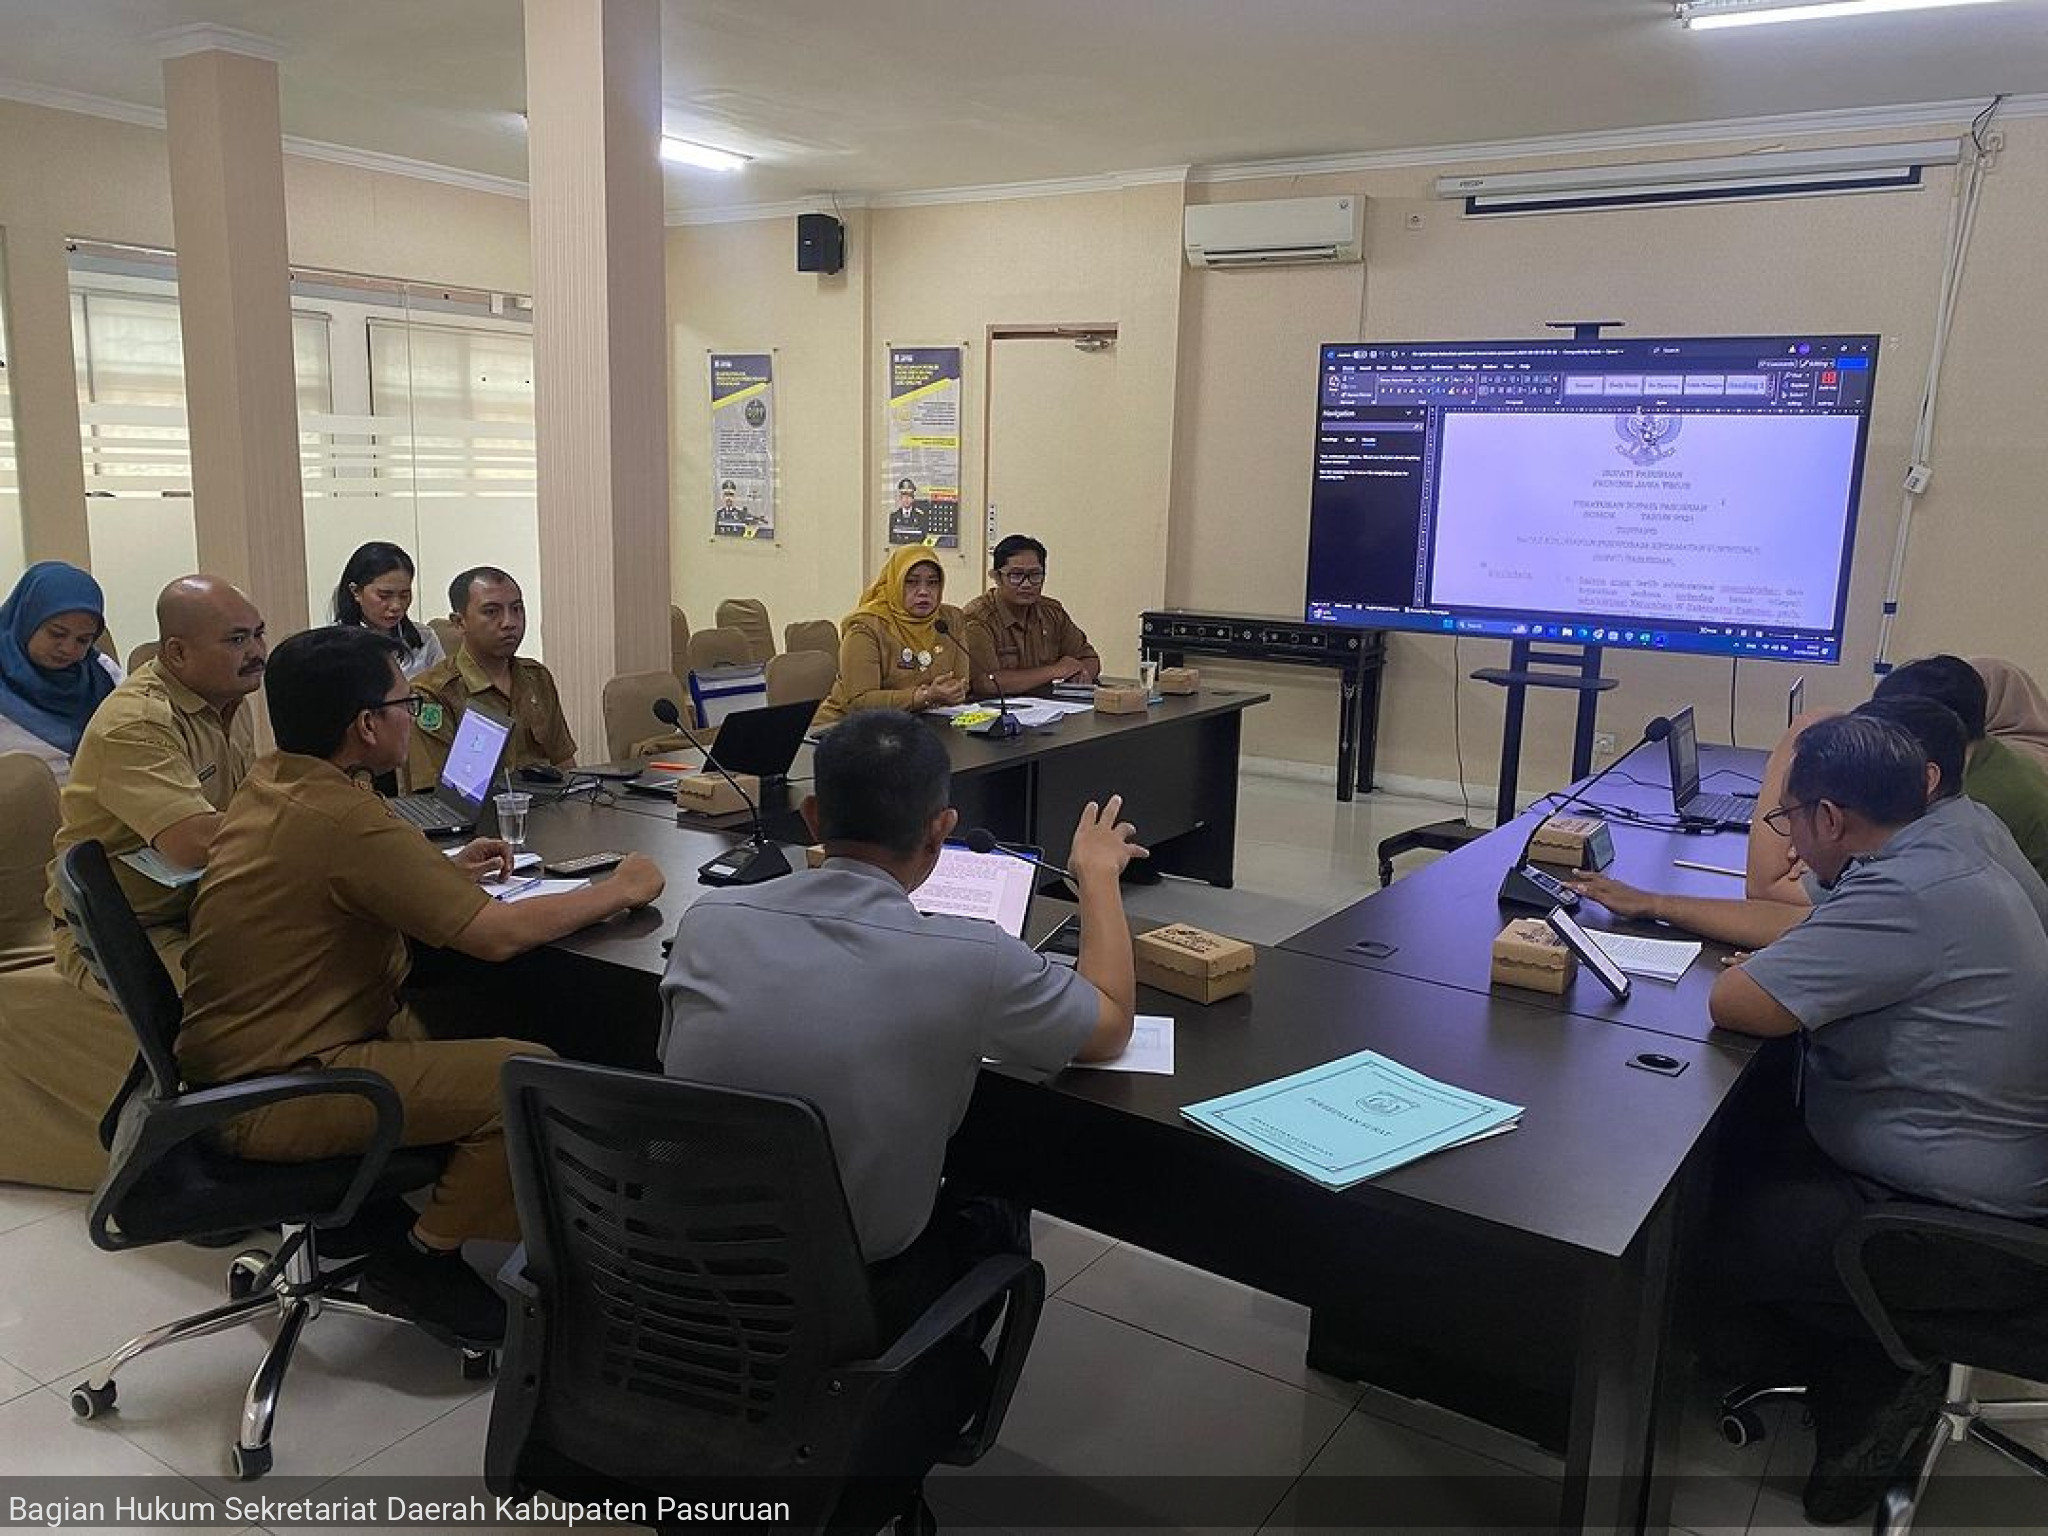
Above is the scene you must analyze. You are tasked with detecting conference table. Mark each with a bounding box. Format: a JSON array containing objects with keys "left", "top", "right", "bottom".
[
  {"left": 1282, "top": 743, "right": 1772, "bottom": 1048},
  {"left": 478, "top": 720, "right": 1775, "bottom": 1535},
  {"left": 602, "top": 688, "right": 1266, "bottom": 887}
]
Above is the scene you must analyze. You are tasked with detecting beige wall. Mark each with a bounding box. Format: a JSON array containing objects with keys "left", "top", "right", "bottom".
[
  {"left": 667, "top": 210, "right": 872, "bottom": 644},
  {"left": 665, "top": 181, "right": 1187, "bottom": 645},
  {"left": 1173, "top": 126, "right": 2047, "bottom": 796}
]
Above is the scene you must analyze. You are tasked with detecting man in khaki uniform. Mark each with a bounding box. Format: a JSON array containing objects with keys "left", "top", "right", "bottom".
[
  {"left": 179, "top": 625, "right": 664, "bottom": 1344},
  {"left": 45, "top": 575, "right": 266, "bottom": 990},
  {"left": 408, "top": 566, "right": 575, "bottom": 785},
  {"left": 962, "top": 534, "right": 1101, "bottom": 699}
]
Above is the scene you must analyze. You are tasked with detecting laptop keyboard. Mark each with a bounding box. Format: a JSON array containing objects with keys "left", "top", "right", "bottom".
[
  {"left": 1686, "top": 792, "right": 1753, "bottom": 826},
  {"left": 389, "top": 795, "right": 467, "bottom": 831}
]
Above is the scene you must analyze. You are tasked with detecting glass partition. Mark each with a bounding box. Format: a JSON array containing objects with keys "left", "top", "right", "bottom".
[
  {"left": 297, "top": 275, "right": 540, "bottom": 654},
  {"left": 65, "top": 246, "right": 539, "bottom": 655},
  {"left": 0, "top": 233, "right": 22, "bottom": 593}
]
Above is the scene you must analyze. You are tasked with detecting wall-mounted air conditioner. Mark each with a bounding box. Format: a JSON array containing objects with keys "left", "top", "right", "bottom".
[
  {"left": 1184, "top": 196, "right": 1364, "bottom": 268},
  {"left": 1437, "top": 139, "right": 1962, "bottom": 217}
]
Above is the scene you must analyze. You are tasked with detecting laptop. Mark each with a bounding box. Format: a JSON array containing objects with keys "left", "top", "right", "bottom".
[
  {"left": 624, "top": 697, "right": 819, "bottom": 795},
  {"left": 388, "top": 704, "right": 513, "bottom": 836},
  {"left": 910, "top": 841, "right": 1041, "bottom": 939},
  {"left": 1665, "top": 705, "right": 1754, "bottom": 828}
]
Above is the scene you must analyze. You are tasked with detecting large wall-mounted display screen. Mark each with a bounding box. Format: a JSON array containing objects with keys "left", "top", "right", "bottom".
[{"left": 1303, "top": 334, "right": 1880, "bottom": 662}]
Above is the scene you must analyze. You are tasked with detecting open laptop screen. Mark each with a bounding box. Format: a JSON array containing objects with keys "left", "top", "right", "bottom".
[
  {"left": 912, "top": 843, "right": 1038, "bottom": 939},
  {"left": 1666, "top": 706, "right": 1703, "bottom": 803},
  {"left": 441, "top": 707, "right": 512, "bottom": 811}
]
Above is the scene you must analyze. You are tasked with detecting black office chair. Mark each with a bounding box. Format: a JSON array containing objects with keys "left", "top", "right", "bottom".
[
  {"left": 487, "top": 1057, "right": 1045, "bottom": 1534},
  {"left": 1834, "top": 1204, "right": 2048, "bottom": 1534},
  {"left": 53, "top": 841, "right": 478, "bottom": 1480}
]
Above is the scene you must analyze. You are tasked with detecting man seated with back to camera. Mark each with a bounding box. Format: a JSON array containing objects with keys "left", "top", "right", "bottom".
[
  {"left": 658, "top": 708, "right": 1143, "bottom": 1336},
  {"left": 1572, "top": 693, "right": 2048, "bottom": 945},
  {"left": 1700, "top": 712, "right": 2048, "bottom": 1523},
  {"left": 177, "top": 625, "right": 665, "bottom": 1345},
  {"left": 408, "top": 566, "right": 576, "bottom": 786}
]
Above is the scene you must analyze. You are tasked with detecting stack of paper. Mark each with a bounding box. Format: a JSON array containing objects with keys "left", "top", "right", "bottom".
[
  {"left": 1182, "top": 1050, "right": 1522, "bottom": 1189},
  {"left": 1587, "top": 931, "right": 1701, "bottom": 983}
]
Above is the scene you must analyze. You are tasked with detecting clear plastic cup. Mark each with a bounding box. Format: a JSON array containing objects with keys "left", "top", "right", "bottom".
[
  {"left": 1139, "top": 659, "right": 1161, "bottom": 695},
  {"left": 493, "top": 791, "right": 532, "bottom": 850}
]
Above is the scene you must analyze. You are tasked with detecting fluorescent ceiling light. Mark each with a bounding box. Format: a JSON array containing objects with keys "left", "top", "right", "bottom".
[
  {"left": 659, "top": 137, "right": 750, "bottom": 172},
  {"left": 1680, "top": 0, "right": 2022, "bottom": 27}
]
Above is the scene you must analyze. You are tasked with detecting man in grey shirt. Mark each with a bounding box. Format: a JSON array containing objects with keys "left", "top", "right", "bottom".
[
  {"left": 659, "top": 709, "right": 1143, "bottom": 1326},
  {"left": 1707, "top": 713, "right": 2048, "bottom": 1522},
  {"left": 1571, "top": 693, "right": 2048, "bottom": 946}
]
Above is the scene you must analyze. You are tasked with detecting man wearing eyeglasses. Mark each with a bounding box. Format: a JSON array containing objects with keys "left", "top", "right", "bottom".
[
  {"left": 1699, "top": 713, "right": 2048, "bottom": 1523},
  {"left": 178, "top": 625, "right": 664, "bottom": 1347},
  {"left": 962, "top": 534, "right": 1101, "bottom": 699}
]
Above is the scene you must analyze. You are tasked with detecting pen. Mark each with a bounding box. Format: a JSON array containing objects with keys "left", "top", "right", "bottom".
[{"left": 1672, "top": 859, "right": 1744, "bottom": 878}]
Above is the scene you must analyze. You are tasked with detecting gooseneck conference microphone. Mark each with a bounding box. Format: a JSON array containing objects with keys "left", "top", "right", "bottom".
[
  {"left": 962, "top": 826, "right": 1074, "bottom": 886},
  {"left": 1496, "top": 715, "right": 1673, "bottom": 912},
  {"left": 932, "top": 619, "right": 1020, "bottom": 738},
  {"left": 652, "top": 697, "right": 794, "bottom": 886},
  {"left": 937, "top": 616, "right": 1023, "bottom": 738}
]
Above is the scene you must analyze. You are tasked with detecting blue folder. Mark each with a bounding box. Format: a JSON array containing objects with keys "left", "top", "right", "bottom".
[{"left": 1182, "top": 1050, "right": 1522, "bottom": 1189}]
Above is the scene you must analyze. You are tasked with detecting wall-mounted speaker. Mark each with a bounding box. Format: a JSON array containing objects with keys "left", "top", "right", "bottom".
[{"left": 796, "top": 212, "right": 844, "bottom": 275}]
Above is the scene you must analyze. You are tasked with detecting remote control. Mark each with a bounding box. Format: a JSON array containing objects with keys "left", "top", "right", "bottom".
[{"left": 544, "top": 852, "right": 626, "bottom": 877}]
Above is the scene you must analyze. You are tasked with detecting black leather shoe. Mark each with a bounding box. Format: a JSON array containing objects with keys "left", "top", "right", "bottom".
[
  {"left": 360, "top": 1240, "right": 506, "bottom": 1346},
  {"left": 1802, "top": 1365, "right": 1943, "bottom": 1524}
]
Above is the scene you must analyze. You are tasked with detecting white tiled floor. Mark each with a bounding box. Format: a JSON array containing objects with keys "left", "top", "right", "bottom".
[{"left": 0, "top": 772, "right": 2033, "bottom": 1532}]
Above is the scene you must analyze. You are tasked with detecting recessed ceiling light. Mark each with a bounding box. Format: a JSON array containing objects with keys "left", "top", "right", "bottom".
[
  {"left": 1679, "top": 0, "right": 2023, "bottom": 27},
  {"left": 659, "top": 137, "right": 750, "bottom": 172}
]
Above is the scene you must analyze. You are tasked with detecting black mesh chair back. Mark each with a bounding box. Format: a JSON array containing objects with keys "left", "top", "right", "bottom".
[
  {"left": 490, "top": 1057, "right": 1044, "bottom": 1532},
  {"left": 55, "top": 840, "right": 430, "bottom": 1252},
  {"left": 53, "top": 842, "right": 462, "bottom": 1478},
  {"left": 493, "top": 1058, "right": 880, "bottom": 1484},
  {"left": 53, "top": 840, "right": 183, "bottom": 1108},
  {"left": 1837, "top": 1205, "right": 2048, "bottom": 1380}
]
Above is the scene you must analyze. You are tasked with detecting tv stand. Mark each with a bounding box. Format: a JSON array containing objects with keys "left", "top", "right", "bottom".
[{"left": 1375, "top": 640, "right": 1616, "bottom": 885}]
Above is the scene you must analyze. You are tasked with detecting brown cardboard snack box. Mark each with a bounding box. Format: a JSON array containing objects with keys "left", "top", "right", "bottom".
[
  {"left": 1490, "top": 918, "right": 1577, "bottom": 996},
  {"left": 1094, "top": 684, "right": 1150, "bottom": 715},
  {"left": 1133, "top": 924, "right": 1255, "bottom": 1004},
  {"left": 1155, "top": 666, "right": 1200, "bottom": 695},
  {"left": 674, "top": 769, "right": 761, "bottom": 818},
  {"left": 1527, "top": 813, "right": 1615, "bottom": 871}
]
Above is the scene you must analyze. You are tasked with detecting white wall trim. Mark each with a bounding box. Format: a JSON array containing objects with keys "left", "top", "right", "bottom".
[
  {"left": 1188, "top": 94, "right": 2048, "bottom": 184},
  {"left": 6, "top": 75, "right": 2041, "bottom": 219},
  {"left": 0, "top": 77, "right": 164, "bottom": 130},
  {"left": 280, "top": 138, "right": 528, "bottom": 200},
  {"left": 666, "top": 195, "right": 871, "bottom": 228},
  {"left": 154, "top": 24, "right": 287, "bottom": 63}
]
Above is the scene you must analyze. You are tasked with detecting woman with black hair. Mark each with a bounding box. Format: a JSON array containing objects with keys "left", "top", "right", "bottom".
[{"left": 332, "top": 541, "right": 444, "bottom": 677}]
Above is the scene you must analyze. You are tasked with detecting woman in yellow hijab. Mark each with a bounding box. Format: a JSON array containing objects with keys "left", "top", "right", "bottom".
[{"left": 814, "top": 546, "right": 974, "bottom": 723}]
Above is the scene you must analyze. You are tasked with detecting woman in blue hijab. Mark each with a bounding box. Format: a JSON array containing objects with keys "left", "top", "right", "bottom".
[{"left": 0, "top": 562, "right": 121, "bottom": 783}]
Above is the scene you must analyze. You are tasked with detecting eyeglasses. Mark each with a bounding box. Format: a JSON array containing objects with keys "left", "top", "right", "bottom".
[
  {"left": 999, "top": 568, "right": 1046, "bottom": 588},
  {"left": 363, "top": 694, "right": 425, "bottom": 718},
  {"left": 1761, "top": 801, "right": 1809, "bottom": 835}
]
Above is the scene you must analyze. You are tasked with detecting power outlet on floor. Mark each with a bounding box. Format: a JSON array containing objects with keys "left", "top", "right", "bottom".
[{"left": 1592, "top": 732, "right": 1618, "bottom": 759}]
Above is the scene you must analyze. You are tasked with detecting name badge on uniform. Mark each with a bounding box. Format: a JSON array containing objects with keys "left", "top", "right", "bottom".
[{"left": 196, "top": 764, "right": 217, "bottom": 784}]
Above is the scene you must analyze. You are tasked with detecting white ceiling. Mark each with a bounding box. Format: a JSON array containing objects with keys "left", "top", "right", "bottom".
[{"left": 1, "top": 0, "right": 2045, "bottom": 213}]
